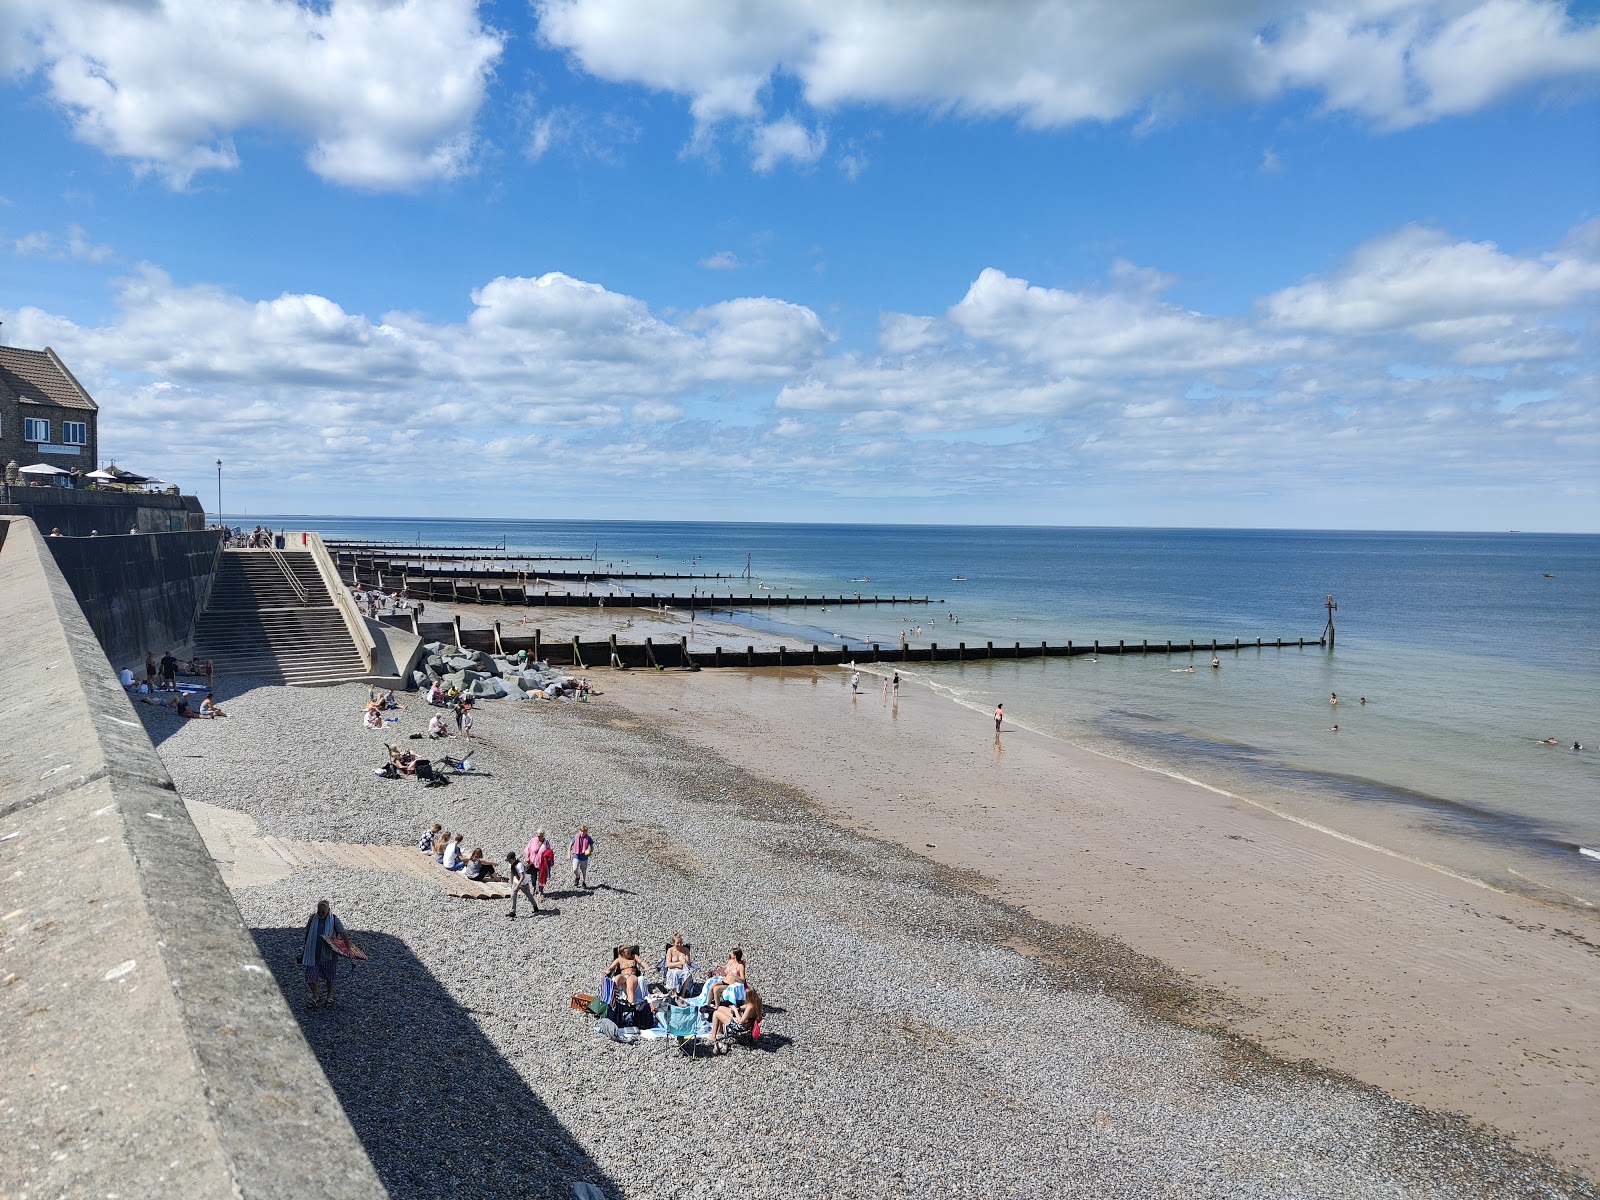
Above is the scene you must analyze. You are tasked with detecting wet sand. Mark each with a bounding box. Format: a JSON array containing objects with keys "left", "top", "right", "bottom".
[{"left": 602, "top": 664, "right": 1600, "bottom": 1176}]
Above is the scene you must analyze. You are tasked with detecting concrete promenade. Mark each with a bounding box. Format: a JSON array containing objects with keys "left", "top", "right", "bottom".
[{"left": 0, "top": 516, "right": 382, "bottom": 1198}]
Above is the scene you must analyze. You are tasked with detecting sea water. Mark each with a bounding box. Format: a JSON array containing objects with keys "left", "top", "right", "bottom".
[{"left": 276, "top": 517, "right": 1600, "bottom": 907}]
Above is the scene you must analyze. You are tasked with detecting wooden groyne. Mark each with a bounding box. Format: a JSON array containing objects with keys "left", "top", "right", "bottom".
[
  {"left": 401, "top": 619, "right": 1326, "bottom": 669},
  {"left": 344, "top": 559, "right": 735, "bottom": 582},
  {"left": 352, "top": 569, "right": 934, "bottom": 611},
  {"left": 330, "top": 545, "right": 592, "bottom": 562}
]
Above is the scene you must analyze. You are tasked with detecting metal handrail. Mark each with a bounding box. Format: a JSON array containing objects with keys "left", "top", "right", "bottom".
[{"left": 268, "top": 547, "right": 311, "bottom": 605}]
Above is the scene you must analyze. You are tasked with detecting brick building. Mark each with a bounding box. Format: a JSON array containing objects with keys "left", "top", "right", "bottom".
[{"left": 0, "top": 345, "right": 98, "bottom": 473}]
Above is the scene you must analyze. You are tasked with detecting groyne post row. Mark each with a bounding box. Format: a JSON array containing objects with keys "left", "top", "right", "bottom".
[
  {"left": 446, "top": 629, "right": 1325, "bottom": 668},
  {"left": 0, "top": 517, "right": 384, "bottom": 1198},
  {"left": 362, "top": 572, "right": 937, "bottom": 609}
]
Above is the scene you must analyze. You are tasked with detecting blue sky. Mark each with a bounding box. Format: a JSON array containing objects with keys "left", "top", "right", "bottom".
[{"left": 1, "top": 0, "right": 1596, "bottom": 530}]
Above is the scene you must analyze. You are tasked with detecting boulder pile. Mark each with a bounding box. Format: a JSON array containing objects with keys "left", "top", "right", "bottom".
[{"left": 411, "top": 643, "right": 582, "bottom": 700}]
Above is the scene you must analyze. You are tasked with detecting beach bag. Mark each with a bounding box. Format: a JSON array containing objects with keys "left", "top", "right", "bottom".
[
  {"left": 586, "top": 996, "right": 609, "bottom": 1017},
  {"left": 633, "top": 1001, "right": 656, "bottom": 1031}
]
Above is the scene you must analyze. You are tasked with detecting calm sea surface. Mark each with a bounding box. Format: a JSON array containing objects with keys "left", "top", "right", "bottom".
[{"left": 273, "top": 517, "right": 1600, "bottom": 906}]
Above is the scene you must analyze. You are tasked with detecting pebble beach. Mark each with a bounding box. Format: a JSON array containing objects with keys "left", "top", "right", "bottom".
[{"left": 143, "top": 676, "right": 1596, "bottom": 1200}]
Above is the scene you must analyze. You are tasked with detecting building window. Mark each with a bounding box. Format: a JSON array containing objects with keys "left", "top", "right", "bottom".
[
  {"left": 24, "top": 417, "right": 50, "bottom": 443},
  {"left": 63, "top": 421, "right": 88, "bottom": 446}
]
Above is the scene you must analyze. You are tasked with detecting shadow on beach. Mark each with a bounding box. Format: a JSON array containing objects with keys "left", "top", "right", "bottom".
[{"left": 250, "top": 926, "right": 618, "bottom": 1200}]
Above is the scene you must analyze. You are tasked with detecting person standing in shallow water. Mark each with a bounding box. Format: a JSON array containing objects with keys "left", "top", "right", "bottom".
[{"left": 994, "top": 703, "right": 1003, "bottom": 731}]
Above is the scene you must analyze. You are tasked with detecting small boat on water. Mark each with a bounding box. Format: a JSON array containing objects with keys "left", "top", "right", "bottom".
[
  {"left": 850, "top": 577, "right": 871, "bottom": 583},
  {"left": 952, "top": 574, "right": 967, "bottom": 581},
  {"left": 1544, "top": 573, "right": 1556, "bottom": 578}
]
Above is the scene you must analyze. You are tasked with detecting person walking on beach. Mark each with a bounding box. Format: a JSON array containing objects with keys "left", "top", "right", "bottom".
[
  {"left": 570, "top": 824, "right": 594, "bottom": 889},
  {"left": 505, "top": 853, "right": 539, "bottom": 917},
  {"left": 526, "top": 829, "right": 556, "bottom": 897},
  {"left": 300, "top": 899, "right": 349, "bottom": 1008},
  {"left": 460, "top": 705, "right": 474, "bottom": 741},
  {"left": 892, "top": 671, "right": 900, "bottom": 697},
  {"left": 994, "top": 703, "right": 1004, "bottom": 731}
]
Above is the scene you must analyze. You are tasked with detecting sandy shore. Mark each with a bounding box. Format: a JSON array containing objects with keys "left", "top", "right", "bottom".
[{"left": 601, "top": 665, "right": 1600, "bottom": 1176}]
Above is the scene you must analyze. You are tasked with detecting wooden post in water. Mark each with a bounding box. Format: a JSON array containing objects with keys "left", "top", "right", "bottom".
[
  {"left": 812, "top": 644, "right": 819, "bottom": 665},
  {"left": 1324, "top": 594, "right": 1337, "bottom": 647}
]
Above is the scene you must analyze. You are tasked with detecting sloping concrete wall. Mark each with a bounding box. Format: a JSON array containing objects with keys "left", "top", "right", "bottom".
[
  {"left": 0, "top": 516, "right": 384, "bottom": 1198},
  {"left": 45, "top": 527, "right": 224, "bottom": 675}
]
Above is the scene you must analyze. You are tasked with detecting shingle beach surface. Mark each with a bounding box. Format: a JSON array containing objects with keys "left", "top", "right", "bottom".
[{"left": 145, "top": 678, "right": 1595, "bottom": 1200}]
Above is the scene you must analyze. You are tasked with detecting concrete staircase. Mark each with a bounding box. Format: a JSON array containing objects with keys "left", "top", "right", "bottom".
[{"left": 193, "top": 550, "right": 367, "bottom": 686}]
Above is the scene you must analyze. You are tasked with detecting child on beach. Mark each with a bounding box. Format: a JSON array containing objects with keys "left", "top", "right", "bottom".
[
  {"left": 418, "top": 822, "right": 442, "bottom": 852},
  {"left": 994, "top": 704, "right": 1003, "bottom": 731}
]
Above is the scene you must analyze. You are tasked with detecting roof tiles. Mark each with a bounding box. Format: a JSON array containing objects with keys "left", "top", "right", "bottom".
[{"left": 0, "top": 346, "right": 97, "bottom": 412}]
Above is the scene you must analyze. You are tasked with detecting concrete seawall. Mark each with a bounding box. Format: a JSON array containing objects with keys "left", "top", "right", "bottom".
[
  {"left": 0, "top": 516, "right": 383, "bottom": 1198},
  {"left": 45, "top": 527, "right": 224, "bottom": 674},
  {"left": 0, "top": 486, "right": 205, "bottom": 537}
]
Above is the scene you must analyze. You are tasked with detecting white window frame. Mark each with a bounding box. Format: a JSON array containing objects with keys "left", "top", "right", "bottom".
[
  {"left": 63, "top": 421, "right": 87, "bottom": 446},
  {"left": 23, "top": 417, "right": 50, "bottom": 443}
]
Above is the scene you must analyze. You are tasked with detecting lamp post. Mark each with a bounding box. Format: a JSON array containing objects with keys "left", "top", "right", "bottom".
[{"left": 215, "top": 459, "right": 223, "bottom": 531}]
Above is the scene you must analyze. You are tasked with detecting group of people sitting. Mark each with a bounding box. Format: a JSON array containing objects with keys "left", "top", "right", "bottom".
[
  {"left": 362, "top": 691, "right": 404, "bottom": 730},
  {"left": 136, "top": 689, "right": 227, "bottom": 718},
  {"left": 601, "top": 938, "right": 764, "bottom": 1047},
  {"left": 417, "top": 823, "right": 502, "bottom": 882}
]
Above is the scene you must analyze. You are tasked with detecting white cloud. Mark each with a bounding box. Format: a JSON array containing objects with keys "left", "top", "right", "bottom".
[
  {"left": 2, "top": 222, "right": 1592, "bottom": 523},
  {"left": 535, "top": 0, "right": 1600, "bottom": 138},
  {"left": 750, "top": 115, "right": 826, "bottom": 171},
  {"left": 1264, "top": 222, "right": 1600, "bottom": 335},
  {"left": 4, "top": 0, "right": 504, "bottom": 188},
  {"left": 878, "top": 313, "right": 946, "bottom": 355},
  {"left": 700, "top": 250, "right": 742, "bottom": 270},
  {"left": 11, "top": 224, "right": 114, "bottom": 262},
  {"left": 632, "top": 399, "right": 685, "bottom": 422},
  {"left": 1258, "top": 0, "right": 1600, "bottom": 128}
]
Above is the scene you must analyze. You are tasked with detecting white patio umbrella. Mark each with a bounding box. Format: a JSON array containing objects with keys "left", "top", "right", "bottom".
[
  {"left": 18, "top": 463, "right": 68, "bottom": 475},
  {"left": 85, "top": 468, "right": 120, "bottom": 481}
]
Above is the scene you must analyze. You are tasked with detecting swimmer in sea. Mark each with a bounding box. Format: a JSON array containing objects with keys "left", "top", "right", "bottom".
[
  {"left": 1210, "top": 656, "right": 1220, "bottom": 668},
  {"left": 1360, "top": 697, "right": 1367, "bottom": 705},
  {"left": 1542, "top": 737, "right": 1560, "bottom": 745},
  {"left": 1330, "top": 725, "right": 1340, "bottom": 732},
  {"left": 1330, "top": 692, "right": 1338, "bottom": 705}
]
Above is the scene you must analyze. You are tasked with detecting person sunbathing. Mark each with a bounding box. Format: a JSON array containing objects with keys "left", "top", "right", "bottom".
[
  {"left": 199, "top": 693, "right": 227, "bottom": 718},
  {"left": 607, "top": 945, "right": 647, "bottom": 1003},
  {"left": 709, "top": 948, "right": 747, "bottom": 1005},
  {"left": 428, "top": 712, "right": 448, "bottom": 738},
  {"left": 664, "top": 933, "right": 693, "bottom": 996},
  {"left": 708, "top": 984, "right": 764, "bottom": 1042},
  {"left": 363, "top": 709, "right": 383, "bottom": 730}
]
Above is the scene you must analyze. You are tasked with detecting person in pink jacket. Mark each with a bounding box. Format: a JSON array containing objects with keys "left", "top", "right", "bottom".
[{"left": 524, "top": 829, "right": 556, "bottom": 896}]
